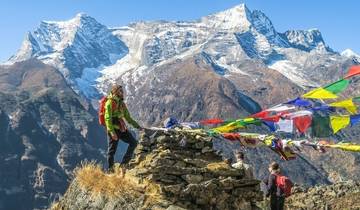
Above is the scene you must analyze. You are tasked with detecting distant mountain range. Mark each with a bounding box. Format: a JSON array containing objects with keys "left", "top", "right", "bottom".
[
  {"left": 5, "top": 4, "right": 359, "bottom": 100},
  {"left": 1, "top": 3, "right": 360, "bottom": 210}
]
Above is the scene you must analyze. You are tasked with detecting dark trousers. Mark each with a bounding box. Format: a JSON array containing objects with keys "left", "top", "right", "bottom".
[
  {"left": 270, "top": 195, "right": 285, "bottom": 210},
  {"left": 107, "top": 129, "right": 138, "bottom": 169}
]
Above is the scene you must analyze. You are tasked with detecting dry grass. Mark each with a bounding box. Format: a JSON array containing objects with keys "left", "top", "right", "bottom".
[
  {"left": 49, "top": 162, "right": 167, "bottom": 209},
  {"left": 51, "top": 159, "right": 180, "bottom": 209},
  {"left": 49, "top": 201, "right": 61, "bottom": 210},
  {"left": 74, "top": 162, "right": 141, "bottom": 198},
  {"left": 75, "top": 162, "right": 169, "bottom": 209}
]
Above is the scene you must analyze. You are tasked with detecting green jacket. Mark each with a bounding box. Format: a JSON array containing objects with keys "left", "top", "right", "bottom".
[{"left": 104, "top": 93, "right": 140, "bottom": 133}]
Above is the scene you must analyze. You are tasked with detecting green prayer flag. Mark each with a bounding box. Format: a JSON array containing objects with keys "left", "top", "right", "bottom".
[
  {"left": 324, "top": 79, "right": 349, "bottom": 94},
  {"left": 311, "top": 113, "right": 332, "bottom": 138}
]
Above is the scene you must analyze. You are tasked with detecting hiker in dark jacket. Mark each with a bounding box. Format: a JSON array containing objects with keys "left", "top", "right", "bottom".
[
  {"left": 264, "top": 162, "right": 285, "bottom": 210},
  {"left": 105, "top": 84, "right": 143, "bottom": 173}
]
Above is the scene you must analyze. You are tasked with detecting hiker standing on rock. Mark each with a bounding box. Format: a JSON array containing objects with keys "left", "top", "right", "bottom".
[
  {"left": 100, "top": 84, "right": 143, "bottom": 173},
  {"left": 264, "top": 162, "right": 293, "bottom": 210}
]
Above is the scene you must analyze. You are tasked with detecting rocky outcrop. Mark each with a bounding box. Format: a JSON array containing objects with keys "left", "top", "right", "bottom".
[
  {"left": 0, "top": 60, "right": 107, "bottom": 210},
  {"left": 286, "top": 181, "right": 360, "bottom": 210},
  {"left": 54, "top": 129, "right": 263, "bottom": 210}
]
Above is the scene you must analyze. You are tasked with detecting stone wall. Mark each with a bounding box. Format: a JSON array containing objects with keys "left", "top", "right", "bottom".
[{"left": 54, "top": 129, "right": 263, "bottom": 210}]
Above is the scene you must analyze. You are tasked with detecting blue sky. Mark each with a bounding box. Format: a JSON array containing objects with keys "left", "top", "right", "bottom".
[{"left": 0, "top": 0, "right": 359, "bottom": 62}]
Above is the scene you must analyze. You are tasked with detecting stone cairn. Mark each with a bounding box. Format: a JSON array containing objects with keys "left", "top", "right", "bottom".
[
  {"left": 54, "top": 129, "right": 263, "bottom": 210},
  {"left": 127, "top": 129, "right": 263, "bottom": 209}
]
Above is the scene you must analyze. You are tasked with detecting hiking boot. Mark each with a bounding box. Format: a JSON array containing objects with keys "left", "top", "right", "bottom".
[
  {"left": 107, "top": 166, "right": 115, "bottom": 174},
  {"left": 119, "top": 164, "right": 128, "bottom": 177}
]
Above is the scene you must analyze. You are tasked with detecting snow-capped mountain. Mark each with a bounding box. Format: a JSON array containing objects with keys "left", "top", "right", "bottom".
[
  {"left": 342, "top": 49, "right": 360, "bottom": 63},
  {"left": 6, "top": 4, "right": 355, "bottom": 100},
  {"left": 2, "top": 5, "right": 360, "bottom": 210},
  {"left": 8, "top": 13, "right": 128, "bottom": 98},
  {"left": 282, "top": 29, "right": 331, "bottom": 52}
]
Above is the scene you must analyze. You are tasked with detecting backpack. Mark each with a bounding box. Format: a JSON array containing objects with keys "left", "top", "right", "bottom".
[
  {"left": 98, "top": 96, "right": 116, "bottom": 126},
  {"left": 275, "top": 174, "right": 293, "bottom": 197}
]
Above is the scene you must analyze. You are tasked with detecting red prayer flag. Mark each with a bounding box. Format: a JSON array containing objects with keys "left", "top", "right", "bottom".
[
  {"left": 344, "top": 65, "right": 360, "bottom": 79},
  {"left": 294, "top": 115, "right": 312, "bottom": 133},
  {"left": 250, "top": 110, "right": 269, "bottom": 118},
  {"left": 221, "top": 133, "right": 240, "bottom": 141},
  {"left": 200, "top": 118, "right": 224, "bottom": 125},
  {"left": 262, "top": 115, "right": 281, "bottom": 122}
]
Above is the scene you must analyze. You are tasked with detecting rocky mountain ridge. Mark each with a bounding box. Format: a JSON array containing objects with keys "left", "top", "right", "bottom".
[
  {"left": 5, "top": 3, "right": 356, "bottom": 100},
  {"left": 0, "top": 59, "right": 107, "bottom": 210}
]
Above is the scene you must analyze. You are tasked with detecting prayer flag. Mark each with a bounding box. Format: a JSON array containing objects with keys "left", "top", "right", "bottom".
[
  {"left": 330, "top": 115, "right": 350, "bottom": 134},
  {"left": 285, "top": 97, "right": 312, "bottom": 107},
  {"left": 303, "top": 88, "right": 337, "bottom": 99},
  {"left": 312, "top": 114, "right": 332, "bottom": 137},
  {"left": 329, "top": 99, "right": 357, "bottom": 114},
  {"left": 344, "top": 65, "right": 360, "bottom": 79},
  {"left": 350, "top": 114, "right": 360, "bottom": 126},
  {"left": 294, "top": 115, "right": 312, "bottom": 133},
  {"left": 303, "top": 79, "right": 349, "bottom": 99},
  {"left": 200, "top": 118, "right": 225, "bottom": 125}
]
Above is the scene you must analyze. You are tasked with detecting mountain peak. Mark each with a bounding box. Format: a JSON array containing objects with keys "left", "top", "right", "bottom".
[
  {"left": 215, "top": 3, "right": 251, "bottom": 19},
  {"left": 73, "top": 13, "right": 99, "bottom": 25},
  {"left": 41, "top": 13, "right": 99, "bottom": 30},
  {"left": 308, "top": 28, "right": 320, "bottom": 32},
  {"left": 342, "top": 49, "right": 360, "bottom": 63},
  {"left": 250, "top": 9, "right": 278, "bottom": 40},
  {"left": 9, "top": 13, "right": 110, "bottom": 62},
  {"left": 8, "top": 12, "right": 128, "bottom": 86},
  {"left": 282, "top": 28, "right": 329, "bottom": 52},
  {"left": 341, "top": 49, "right": 360, "bottom": 58},
  {"left": 201, "top": 3, "right": 252, "bottom": 31},
  {"left": 75, "top": 12, "right": 88, "bottom": 19},
  {"left": 226, "top": 3, "right": 249, "bottom": 13}
]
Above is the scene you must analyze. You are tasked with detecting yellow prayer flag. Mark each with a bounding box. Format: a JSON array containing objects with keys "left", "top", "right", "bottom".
[
  {"left": 302, "top": 88, "right": 338, "bottom": 99},
  {"left": 263, "top": 135, "right": 275, "bottom": 146},
  {"left": 338, "top": 144, "right": 360, "bottom": 152},
  {"left": 212, "top": 123, "right": 244, "bottom": 133},
  {"left": 243, "top": 118, "right": 255, "bottom": 122},
  {"left": 330, "top": 115, "right": 350, "bottom": 133},
  {"left": 328, "top": 143, "right": 360, "bottom": 152},
  {"left": 329, "top": 99, "right": 357, "bottom": 114}
]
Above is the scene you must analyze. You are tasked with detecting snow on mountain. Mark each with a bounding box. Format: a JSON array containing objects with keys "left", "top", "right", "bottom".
[
  {"left": 5, "top": 3, "right": 356, "bottom": 99},
  {"left": 282, "top": 29, "right": 331, "bottom": 52},
  {"left": 200, "top": 4, "right": 252, "bottom": 31},
  {"left": 342, "top": 49, "right": 360, "bottom": 63},
  {"left": 8, "top": 13, "right": 128, "bottom": 98},
  {"left": 250, "top": 10, "right": 288, "bottom": 47},
  {"left": 268, "top": 60, "right": 312, "bottom": 87},
  {"left": 342, "top": 49, "right": 359, "bottom": 57}
]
